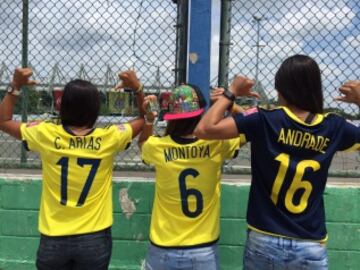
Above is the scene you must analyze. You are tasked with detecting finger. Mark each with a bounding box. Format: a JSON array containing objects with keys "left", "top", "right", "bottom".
[
  {"left": 213, "top": 87, "right": 224, "bottom": 92},
  {"left": 248, "top": 79, "right": 255, "bottom": 87},
  {"left": 28, "top": 80, "right": 37, "bottom": 85},
  {"left": 149, "top": 95, "right": 157, "bottom": 102},
  {"left": 22, "top": 69, "right": 33, "bottom": 77},
  {"left": 211, "top": 89, "right": 224, "bottom": 95},
  {"left": 339, "top": 87, "right": 351, "bottom": 94},
  {"left": 115, "top": 83, "right": 123, "bottom": 90},
  {"left": 210, "top": 93, "right": 222, "bottom": 98},
  {"left": 143, "top": 96, "right": 150, "bottom": 102},
  {"left": 342, "top": 81, "right": 360, "bottom": 88},
  {"left": 249, "top": 92, "right": 261, "bottom": 99},
  {"left": 214, "top": 87, "right": 225, "bottom": 92},
  {"left": 334, "top": 96, "right": 348, "bottom": 102},
  {"left": 142, "top": 100, "right": 150, "bottom": 109},
  {"left": 118, "top": 72, "right": 129, "bottom": 80}
]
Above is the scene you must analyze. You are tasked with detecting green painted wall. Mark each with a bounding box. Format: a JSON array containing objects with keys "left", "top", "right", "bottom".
[{"left": 0, "top": 178, "right": 359, "bottom": 270}]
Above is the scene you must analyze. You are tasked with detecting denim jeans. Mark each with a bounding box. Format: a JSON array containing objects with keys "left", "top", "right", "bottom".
[
  {"left": 145, "top": 243, "right": 220, "bottom": 270},
  {"left": 36, "top": 227, "right": 112, "bottom": 270},
  {"left": 244, "top": 230, "right": 328, "bottom": 270}
]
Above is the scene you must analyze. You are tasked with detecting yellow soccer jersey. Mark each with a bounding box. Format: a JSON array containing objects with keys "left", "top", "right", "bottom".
[
  {"left": 20, "top": 122, "right": 132, "bottom": 236},
  {"left": 142, "top": 135, "right": 244, "bottom": 247}
]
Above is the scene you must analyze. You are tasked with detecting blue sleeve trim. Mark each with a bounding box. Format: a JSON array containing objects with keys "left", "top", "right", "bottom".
[{"left": 22, "top": 140, "right": 30, "bottom": 151}]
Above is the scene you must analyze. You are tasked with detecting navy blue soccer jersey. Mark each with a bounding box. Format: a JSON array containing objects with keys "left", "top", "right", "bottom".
[{"left": 233, "top": 106, "right": 360, "bottom": 241}]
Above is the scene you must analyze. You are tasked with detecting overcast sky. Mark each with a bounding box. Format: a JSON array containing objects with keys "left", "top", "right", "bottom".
[
  {"left": 0, "top": 0, "right": 359, "bottom": 111},
  {"left": 211, "top": 0, "right": 360, "bottom": 112}
]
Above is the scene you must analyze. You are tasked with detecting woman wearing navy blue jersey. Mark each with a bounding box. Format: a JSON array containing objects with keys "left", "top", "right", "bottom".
[{"left": 195, "top": 55, "right": 360, "bottom": 270}]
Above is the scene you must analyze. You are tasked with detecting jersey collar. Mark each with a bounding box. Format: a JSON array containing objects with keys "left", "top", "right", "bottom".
[
  {"left": 170, "top": 135, "right": 198, "bottom": 144},
  {"left": 279, "top": 106, "right": 324, "bottom": 126},
  {"left": 63, "top": 125, "right": 95, "bottom": 136}
]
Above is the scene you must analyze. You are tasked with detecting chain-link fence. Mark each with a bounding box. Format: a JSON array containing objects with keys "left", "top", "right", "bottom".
[
  {"left": 226, "top": 0, "right": 360, "bottom": 116},
  {"left": 220, "top": 0, "right": 360, "bottom": 176},
  {"left": 0, "top": 0, "right": 178, "bottom": 169},
  {"left": 0, "top": 0, "right": 359, "bottom": 176}
]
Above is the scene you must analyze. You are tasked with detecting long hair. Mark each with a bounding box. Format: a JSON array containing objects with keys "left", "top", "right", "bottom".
[
  {"left": 275, "top": 55, "right": 323, "bottom": 113},
  {"left": 60, "top": 79, "right": 100, "bottom": 128},
  {"left": 165, "top": 84, "right": 207, "bottom": 137}
]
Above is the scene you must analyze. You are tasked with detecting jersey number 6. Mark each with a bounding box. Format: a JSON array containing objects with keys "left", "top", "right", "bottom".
[{"left": 179, "top": 168, "right": 203, "bottom": 218}]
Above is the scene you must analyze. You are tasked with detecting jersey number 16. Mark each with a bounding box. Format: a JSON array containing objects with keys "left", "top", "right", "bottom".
[{"left": 271, "top": 153, "right": 320, "bottom": 214}]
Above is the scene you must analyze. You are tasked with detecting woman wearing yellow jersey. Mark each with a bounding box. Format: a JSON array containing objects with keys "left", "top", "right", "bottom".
[
  {"left": 136, "top": 83, "right": 257, "bottom": 270},
  {"left": 0, "top": 68, "right": 146, "bottom": 270}
]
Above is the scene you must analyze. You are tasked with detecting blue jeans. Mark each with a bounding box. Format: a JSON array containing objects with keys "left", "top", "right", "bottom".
[
  {"left": 36, "top": 227, "right": 112, "bottom": 270},
  {"left": 145, "top": 243, "right": 220, "bottom": 270},
  {"left": 244, "top": 230, "right": 328, "bottom": 270}
]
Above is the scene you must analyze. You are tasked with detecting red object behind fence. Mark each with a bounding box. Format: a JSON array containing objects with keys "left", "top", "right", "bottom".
[{"left": 53, "top": 88, "right": 63, "bottom": 112}]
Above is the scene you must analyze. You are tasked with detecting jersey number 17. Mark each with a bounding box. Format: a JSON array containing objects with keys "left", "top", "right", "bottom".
[{"left": 57, "top": 157, "right": 101, "bottom": 207}]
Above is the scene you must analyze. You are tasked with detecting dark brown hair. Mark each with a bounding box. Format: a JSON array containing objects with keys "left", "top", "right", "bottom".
[
  {"left": 60, "top": 79, "right": 100, "bottom": 128},
  {"left": 275, "top": 54, "right": 323, "bottom": 113}
]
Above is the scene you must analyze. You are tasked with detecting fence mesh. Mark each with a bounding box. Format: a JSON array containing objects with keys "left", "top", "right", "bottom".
[
  {"left": 0, "top": 0, "right": 359, "bottom": 176},
  {"left": 0, "top": 0, "right": 177, "bottom": 169},
  {"left": 224, "top": 0, "right": 360, "bottom": 175}
]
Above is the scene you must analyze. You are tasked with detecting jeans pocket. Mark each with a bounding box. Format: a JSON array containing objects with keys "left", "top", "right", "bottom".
[
  {"left": 36, "top": 238, "right": 67, "bottom": 269},
  {"left": 145, "top": 246, "right": 168, "bottom": 270},
  {"left": 300, "top": 254, "right": 328, "bottom": 270},
  {"left": 298, "top": 242, "right": 328, "bottom": 270},
  {"left": 244, "top": 248, "right": 274, "bottom": 270},
  {"left": 38, "top": 238, "right": 62, "bottom": 255},
  {"left": 77, "top": 234, "right": 112, "bottom": 258}
]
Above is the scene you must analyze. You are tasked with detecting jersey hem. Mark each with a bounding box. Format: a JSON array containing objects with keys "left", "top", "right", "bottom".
[
  {"left": 39, "top": 225, "right": 113, "bottom": 237},
  {"left": 342, "top": 142, "right": 360, "bottom": 152},
  {"left": 149, "top": 237, "right": 219, "bottom": 249},
  {"left": 247, "top": 224, "right": 328, "bottom": 243}
]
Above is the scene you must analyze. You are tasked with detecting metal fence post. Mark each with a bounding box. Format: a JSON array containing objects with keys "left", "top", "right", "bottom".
[
  {"left": 218, "top": 0, "right": 232, "bottom": 88},
  {"left": 173, "top": 0, "right": 188, "bottom": 85},
  {"left": 20, "top": 0, "right": 29, "bottom": 164},
  {"left": 187, "top": 0, "right": 211, "bottom": 107}
]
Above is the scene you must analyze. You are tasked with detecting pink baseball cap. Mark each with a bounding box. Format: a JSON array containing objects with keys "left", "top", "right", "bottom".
[{"left": 163, "top": 85, "right": 204, "bottom": 120}]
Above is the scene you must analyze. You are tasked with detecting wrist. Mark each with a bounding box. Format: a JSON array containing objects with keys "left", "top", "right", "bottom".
[
  {"left": 144, "top": 114, "right": 155, "bottom": 125},
  {"left": 144, "top": 119, "right": 154, "bottom": 125},
  {"left": 222, "top": 89, "right": 236, "bottom": 101},
  {"left": 11, "top": 81, "right": 21, "bottom": 91},
  {"left": 6, "top": 84, "right": 21, "bottom": 96},
  {"left": 222, "top": 89, "right": 235, "bottom": 111}
]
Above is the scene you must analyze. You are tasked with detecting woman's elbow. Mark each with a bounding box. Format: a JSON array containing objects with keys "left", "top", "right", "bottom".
[{"left": 194, "top": 124, "right": 211, "bottom": 139}]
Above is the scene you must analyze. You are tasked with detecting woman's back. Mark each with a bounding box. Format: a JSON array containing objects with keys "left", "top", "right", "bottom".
[
  {"left": 232, "top": 106, "right": 359, "bottom": 240},
  {"left": 142, "top": 134, "right": 242, "bottom": 247},
  {"left": 21, "top": 121, "right": 133, "bottom": 236}
]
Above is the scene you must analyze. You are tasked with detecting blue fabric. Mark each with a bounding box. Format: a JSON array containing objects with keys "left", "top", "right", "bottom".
[
  {"left": 232, "top": 108, "right": 360, "bottom": 240},
  {"left": 145, "top": 243, "right": 219, "bottom": 270},
  {"left": 36, "top": 228, "right": 112, "bottom": 270},
  {"left": 244, "top": 230, "right": 328, "bottom": 270}
]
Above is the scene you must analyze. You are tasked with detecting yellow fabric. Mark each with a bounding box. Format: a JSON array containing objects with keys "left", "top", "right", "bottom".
[
  {"left": 279, "top": 106, "right": 324, "bottom": 126},
  {"left": 142, "top": 135, "right": 243, "bottom": 247},
  {"left": 20, "top": 122, "right": 132, "bottom": 236}
]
